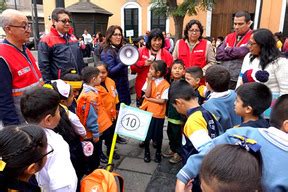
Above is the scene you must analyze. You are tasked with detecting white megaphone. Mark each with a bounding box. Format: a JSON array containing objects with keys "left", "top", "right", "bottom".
[{"left": 119, "top": 44, "right": 140, "bottom": 66}]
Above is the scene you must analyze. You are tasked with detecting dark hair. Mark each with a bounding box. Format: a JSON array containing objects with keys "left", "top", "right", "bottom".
[
  {"left": 51, "top": 8, "right": 71, "bottom": 21},
  {"left": 185, "top": 66, "right": 203, "bottom": 79},
  {"left": 103, "top": 25, "right": 123, "bottom": 49},
  {"left": 95, "top": 61, "right": 108, "bottom": 71},
  {"left": 171, "top": 59, "right": 185, "bottom": 68},
  {"left": 152, "top": 60, "right": 167, "bottom": 77},
  {"left": 206, "top": 65, "right": 230, "bottom": 92},
  {"left": 21, "top": 87, "right": 60, "bottom": 124},
  {"left": 146, "top": 28, "right": 165, "bottom": 50},
  {"left": 217, "top": 36, "right": 224, "bottom": 41},
  {"left": 250, "top": 29, "right": 281, "bottom": 70},
  {"left": 200, "top": 144, "right": 263, "bottom": 192},
  {"left": 183, "top": 19, "right": 204, "bottom": 40},
  {"left": 169, "top": 79, "right": 198, "bottom": 104},
  {"left": 62, "top": 69, "right": 82, "bottom": 81},
  {"left": 236, "top": 82, "right": 272, "bottom": 116},
  {"left": 234, "top": 11, "right": 251, "bottom": 22},
  {"left": 96, "top": 32, "right": 104, "bottom": 42},
  {"left": 274, "top": 32, "right": 283, "bottom": 43},
  {"left": 0, "top": 124, "right": 47, "bottom": 179},
  {"left": 81, "top": 66, "right": 100, "bottom": 84},
  {"left": 270, "top": 94, "right": 288, "bottom": 129}
]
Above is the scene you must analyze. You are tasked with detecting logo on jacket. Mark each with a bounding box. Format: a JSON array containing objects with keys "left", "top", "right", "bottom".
[{"left": 17, "top": 66, "right": 31, "bottom": 76}]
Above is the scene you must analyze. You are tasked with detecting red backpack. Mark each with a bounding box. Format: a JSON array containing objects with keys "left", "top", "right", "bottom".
[{"left": 81, "top": 169, "right": 124, "bottom": 192}]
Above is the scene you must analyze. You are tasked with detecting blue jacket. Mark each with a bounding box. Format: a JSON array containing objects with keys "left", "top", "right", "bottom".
[
  {"left": 38, "top": 27, "right": 85, "bottom": 83},
  {"left": 177, "top": 127, "right": 288, "bottom": 192},
  {"left": 202, "top": 90, "right": 241, "bottom": 133},
  {"left": 100, "top": 46, "right": 131, "bottom": 106}
]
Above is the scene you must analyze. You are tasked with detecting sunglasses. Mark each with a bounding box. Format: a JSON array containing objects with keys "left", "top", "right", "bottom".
[{"left": 57, "top": 19, "right": 72, "bottom": 24}]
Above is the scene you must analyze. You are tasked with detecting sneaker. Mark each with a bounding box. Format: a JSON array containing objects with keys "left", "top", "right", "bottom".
[
  {"left": 169, "top": 153, "right": 182, "bottom": 164},
  {"left": 162, "top": 149, "right": 175, "bottom": 158},
  {"left": 100, "top": 152, "right": 108, "bottom": 164},
  {"left": 107, "top": 151, "right": 120, "bottom": 160},
  {"left": 116, "top": 136, "right": 128, "bottom": 144},
  {"left": 144, "top": 152, "right": 151, "bottom": 163}
]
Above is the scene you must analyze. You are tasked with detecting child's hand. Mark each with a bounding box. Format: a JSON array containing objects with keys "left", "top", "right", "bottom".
[{"left": 147, "top": 72, "right": 153, "bottom": 81}]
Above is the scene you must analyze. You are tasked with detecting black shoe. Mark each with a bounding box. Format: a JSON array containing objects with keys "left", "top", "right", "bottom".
[
  {"left": 152, "top": 141, "right": 157, "bottom": 149},
  {"left": 117, "top": 136, "right": 127, "bottom": 144},
  {"left": 139, "top": 141, "right": 145, "bottom": 148},
  {"left": 112, "top": 152, "right": 120, "bottom": 160},
  {"left": 154, "top": 152, "right": 161, "bottom": 163},
  {"left": 144, "top": 152, "right": 151, "bottom": 163},
  {"left": 100, "top": 152, "right": 108, "bottom": 164}
]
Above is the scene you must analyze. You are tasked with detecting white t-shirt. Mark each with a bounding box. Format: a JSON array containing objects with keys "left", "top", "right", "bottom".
[
  {"left": 82, "top": 33, "right": 92, "bottom": 44},
  {"left": 36, "top": 128, "right": 78, "bottom": 192}
]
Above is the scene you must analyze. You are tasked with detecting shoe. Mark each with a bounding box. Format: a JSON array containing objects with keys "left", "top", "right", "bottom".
[
  {"left": 139, "top": 141, "right": 145, "bottom": 148},
  {"left": 152, "top": 141, "right": 157, "bottom": 149},
  {"left": 112, "top": 152, "right": 120, "bottom": 160},
  {"left": 169, "top": 153, "right": 182, "bottom": 164},
  {"left": 162, "top": 149, "right": 175, "bottom": 158},
  {"left": 117, "top": 136, "right": 128, "bottom": 144},
  {"left": 154, "top": 152, "right": 162, "bottom": 163},
  {"left": 100, "top": 152, "right": 108, "bottom": 164},
  {"left": 144, "top": 152, "right": 151, "bottom": 163}
]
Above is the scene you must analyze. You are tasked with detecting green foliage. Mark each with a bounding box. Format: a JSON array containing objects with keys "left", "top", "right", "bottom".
[
  {"left": 0, "top": 0, "right": 6, "bottom": 13},
  {"left": 150, "top": 0, "right": 214, "bottom": 17}
]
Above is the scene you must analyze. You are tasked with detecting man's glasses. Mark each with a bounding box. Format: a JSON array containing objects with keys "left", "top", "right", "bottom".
[
  {"left": 9, "top": 24, "right": 31, "bottom": 31},
  {"left": 57, "top": 19, "right": 72, "bottom": 24}
]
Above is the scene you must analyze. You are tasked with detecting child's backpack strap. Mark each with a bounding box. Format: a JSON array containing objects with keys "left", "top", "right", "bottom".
[
  {"left": 201, "top": 108, "right": 221, "bottom": 138},
  {"left": 81, "top": 169, "right": 124, "bottom": 192}
]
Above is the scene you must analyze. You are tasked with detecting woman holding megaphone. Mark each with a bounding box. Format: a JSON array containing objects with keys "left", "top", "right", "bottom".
[{"left": 131, "top": 28, "right": 173, "bottom": 107}]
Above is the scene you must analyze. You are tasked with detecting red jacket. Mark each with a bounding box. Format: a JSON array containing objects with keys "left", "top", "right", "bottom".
[
  {"left": 131, "top": 47, "right": 173, "bottom": 98},
  {"left": 225, "top": 30, "right": 252, "bottom": 47},
  {"left": 178, "top": 39, "right": 207, "bottom": 69}
]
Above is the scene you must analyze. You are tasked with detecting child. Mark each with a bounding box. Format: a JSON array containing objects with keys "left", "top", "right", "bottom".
[
  {"left": 200, "top": 144, "right": 262, "bottom": 192},
  {"left": 77, "top": 66, "right": 112, "bottom": 173},
  {"left": 20, "top": 87, "right": 77, "bottom": 191},
  {"left": 62, "top": 69, "right": 83, "bottom": 113},
  {"left": 96, "top": 62, "right": 120, "bottom": 162},
  {"left": 202, "top": 65, "right": 241, "bottom": 133},
  {"left": 235, "top": 82, "right": 272, "bottom": 128},
  {"left": 163, "top": 59, "right": 185, "bottom": 164},
  {"left": 0, "top": 124, "right": 48, "bottom": 191},
  {"left": 169, "top": 79, "right": 220, "bottom": 164},
  {"left": 185, "top": 66, "right": 208, "bottom": 105},
  {"left": 175, "top": 94, "right": 288, "bottom": 192},
  {"left": 50, "top": 79, "right": 87, "bottom": 181},
  {"left": 140, "top": 60, "right": 170, "bottom": 163}
]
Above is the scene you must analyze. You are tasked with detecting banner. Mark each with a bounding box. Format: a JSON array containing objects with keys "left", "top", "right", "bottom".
[{"left": 115, "top": 103, "right": 152, "bottom": 141}]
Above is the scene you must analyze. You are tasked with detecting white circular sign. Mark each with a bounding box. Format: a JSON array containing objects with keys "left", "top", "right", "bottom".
[{"left": 121, "top": 114, "right": 140, "bottom": 131}]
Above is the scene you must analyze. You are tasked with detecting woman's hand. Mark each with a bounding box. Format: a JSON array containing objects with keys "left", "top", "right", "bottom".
[{"left": 144, "top": 59, "right": 153, "bottom": 66}]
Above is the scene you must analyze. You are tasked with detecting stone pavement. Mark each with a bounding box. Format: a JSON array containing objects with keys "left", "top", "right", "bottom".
[{"left": 106, "top": 125, "right": 182, "bottom": 192}]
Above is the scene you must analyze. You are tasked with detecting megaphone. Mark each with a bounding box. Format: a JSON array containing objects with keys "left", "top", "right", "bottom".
[{"left": 119, "top": 44, "right": 139, "bottom": 66}]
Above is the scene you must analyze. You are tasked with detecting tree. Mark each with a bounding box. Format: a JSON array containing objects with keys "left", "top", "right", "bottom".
[
  {"left": 151, "top": 0, "right": 214, "bottom": 41},
  {"left": 0, "top": 0, "right": 6, "bottom": 13}
]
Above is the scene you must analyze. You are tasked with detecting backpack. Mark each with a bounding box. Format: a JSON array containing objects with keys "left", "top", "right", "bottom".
[{"left": 81, "top": 169, "right": 124, "bottom": 192}]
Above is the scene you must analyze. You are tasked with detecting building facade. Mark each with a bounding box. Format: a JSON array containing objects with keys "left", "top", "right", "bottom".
[{"left": 42, "top": 0, "right": 288, "bottom": 38}]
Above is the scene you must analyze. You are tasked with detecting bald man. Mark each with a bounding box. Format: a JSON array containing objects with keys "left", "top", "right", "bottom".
[{"left": 0, "top": 9, "right": 42, "bottom": 126}]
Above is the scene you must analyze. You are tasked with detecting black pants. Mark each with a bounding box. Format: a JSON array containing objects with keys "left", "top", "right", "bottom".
[
  {"left": 167, "top": 122, "right": 182, "bottom": 154},
  {"left": 100, "top": 121, "right": 116, "bottom": 154},
  {"left": 144, "top": 117, "right": 165, "bottom": 154},
  {"left": 84, "top": 139, "right": 101, "bottom": 174}
]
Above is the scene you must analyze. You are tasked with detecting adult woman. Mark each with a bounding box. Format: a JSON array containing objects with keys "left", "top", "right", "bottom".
[
  {"left": 0, "top": 124, "right": 48, "bottom": 191},
  {"left": 100, "top": 25, "right": 131, "bottom": 107},
  {"left": 173, "top": 19, "right": 216, "bottom": 74},
  {"left": 131, "top": 28, "right": 173, "bottom": 106},
  {"left": 237, "top": 28, "right": 288, "bottom": 117}
]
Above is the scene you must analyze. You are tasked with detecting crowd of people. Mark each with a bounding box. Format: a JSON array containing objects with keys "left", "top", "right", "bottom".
[{"left": 0, "top": 7, "right": 288, "bottom": 192}]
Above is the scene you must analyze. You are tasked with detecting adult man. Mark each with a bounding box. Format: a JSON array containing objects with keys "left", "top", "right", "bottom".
[
  {"left": 216, "top": 11, "right": 253, "bottom": 89},
  {"left": 38, "top": 8, "right": 84, "bottom": 83},
  {"left": 0, "top": 9, "right": 42, "bottom": 126}
]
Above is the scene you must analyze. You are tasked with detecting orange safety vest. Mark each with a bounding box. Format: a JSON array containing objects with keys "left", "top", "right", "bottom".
[
  {"left": 77, "top": 91, "right": 112, "bottom": 138},
  {"left": 178, "top": 39, "right": 207, "bottom": 69},
  {"left": 96, "top": 77, "right": 119, "bottom": 121},
  {"left": 140, "top": 79, "right": 170, "bottom": 118},
  {"left": 0, "top": 43, "right": 42, "bottom": 97}
]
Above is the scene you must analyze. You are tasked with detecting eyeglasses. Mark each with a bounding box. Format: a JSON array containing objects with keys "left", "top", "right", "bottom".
[
  {"left": 247, "top": 41, "right": 257, "bottom": 46},
  {"left": 188, "top": 29, "right": 200, "bottom": 34},
  {"left": 112, "top": 33, "right": 122, "bottom": 37},
  {"left": 57, "top": 19, "right": 72, "bottom": 24},
  {"left": 9, "top": 24, "right": 31, "bottom": 31},
  {"left": 35, "top": 144, "right": 54, "bottom": 162}
]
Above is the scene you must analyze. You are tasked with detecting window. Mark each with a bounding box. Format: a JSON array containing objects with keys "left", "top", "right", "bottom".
[
  {"left": 36, "top": 0, "right": 43, "bottom": 5},
  {"left": 124, "top": 8, "right": 138, "bottom": 38},
  {"left": 151, "top": 8, "right": 166, "bottom": 32}
]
